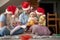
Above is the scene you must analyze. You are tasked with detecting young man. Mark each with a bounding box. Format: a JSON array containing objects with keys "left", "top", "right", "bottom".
[{"left": 19, "top": 2, "right": 31, "bottom": 25}]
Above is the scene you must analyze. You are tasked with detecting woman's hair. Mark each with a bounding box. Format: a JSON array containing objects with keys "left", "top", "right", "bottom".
[{"left": 6, "top": 14, "right": 12, "bottom": 26}]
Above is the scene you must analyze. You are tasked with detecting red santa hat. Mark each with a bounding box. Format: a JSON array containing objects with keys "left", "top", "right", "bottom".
[
  {"left": 5, "top": 5, "right": 19, "bottom": 17},
  {"left": 35, "top": 7, "right": 45, "bottom": 15},
  {"left": 22, "top": 2, "right": 31, "bottom": 10}
]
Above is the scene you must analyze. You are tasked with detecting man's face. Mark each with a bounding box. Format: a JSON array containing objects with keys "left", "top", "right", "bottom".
[{"left": 24, "top": 9, "right": 31, "bottom": 14}]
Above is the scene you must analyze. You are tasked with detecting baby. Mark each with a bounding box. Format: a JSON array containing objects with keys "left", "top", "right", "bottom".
[
  {"left": 27, "top": 12, "right": 38, "bottom": 27},
  {"left": 29, "top": 15, "right": 51, "bottom": 35}
]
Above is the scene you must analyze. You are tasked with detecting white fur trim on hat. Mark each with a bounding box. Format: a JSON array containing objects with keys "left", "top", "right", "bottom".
[
  {"left": 22, "top": 5, "right": 30, "bottom": 10},
  {"left": 30, "top": 12, "right": 35, "bottom": 15},
  {"left": 5, "top": 8, "right": 19, "bottom": 14},
  {"left": 11, "top": 15, "right": 15, "bottom": 18},
  {"left": 35, "top": 10, "right": 42, "bottom": 15},
  {"left": 43, "top": 15, "right": 46, "bottom": 17},
  {"left": 5, "top": 9, "right": 12, "bottom": 14}
]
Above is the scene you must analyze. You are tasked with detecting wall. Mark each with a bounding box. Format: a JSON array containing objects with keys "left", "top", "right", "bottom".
[{"left": 41, "top": 0, "right": 60, "bottom": 18}]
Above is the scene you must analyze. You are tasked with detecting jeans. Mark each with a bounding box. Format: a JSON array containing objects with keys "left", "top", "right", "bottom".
[
  {"left": 12, "top": 28, "right": 25, "bottom": 35},
  {"left": 0, "top": 28, "right": 25, "bottom": 36},
  {"left": 0, "top": 28, "right": 10, "bottom": 36}
]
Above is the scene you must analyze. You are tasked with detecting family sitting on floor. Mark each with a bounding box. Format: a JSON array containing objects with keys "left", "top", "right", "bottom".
[{"left": 0, "top": 1, "right": 52, "bottom": 36}]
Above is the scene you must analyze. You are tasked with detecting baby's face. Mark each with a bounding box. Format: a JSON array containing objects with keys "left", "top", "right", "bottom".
[{"left": 30, "top": 13, "right": 35, "bottom": 17}]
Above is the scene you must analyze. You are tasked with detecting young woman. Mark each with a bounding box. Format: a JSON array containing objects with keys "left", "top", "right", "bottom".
[{"left": 5, "top": 5, "right": 25, "bottom": 35}]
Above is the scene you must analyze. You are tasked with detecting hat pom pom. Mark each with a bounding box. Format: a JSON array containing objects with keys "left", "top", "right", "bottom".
[
  {"left": 11, "top": 15, "right": 15, "bottom": 18},
  {"left": 43, "top": 15, "right": 46, "bottom": 17}
]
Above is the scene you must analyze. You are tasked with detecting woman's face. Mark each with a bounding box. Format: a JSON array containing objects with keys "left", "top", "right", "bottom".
[{"left": 7, "top": 14, "right": 12, "bottom": 17}]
